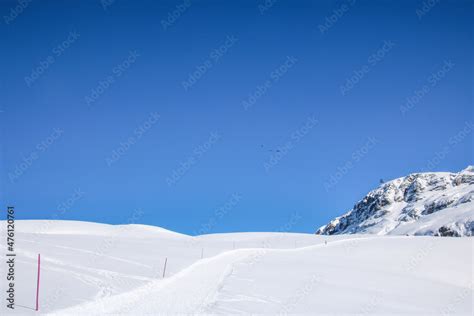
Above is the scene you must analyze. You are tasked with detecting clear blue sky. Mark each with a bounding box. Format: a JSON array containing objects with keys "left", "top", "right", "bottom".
[{"left": 1, "top": 0, "right": 472, "bottom": 234}]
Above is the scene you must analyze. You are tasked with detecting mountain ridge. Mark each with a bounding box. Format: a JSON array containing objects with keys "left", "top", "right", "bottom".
[{"left": 316, "top": 166, "right": 474, "bottom": 237}]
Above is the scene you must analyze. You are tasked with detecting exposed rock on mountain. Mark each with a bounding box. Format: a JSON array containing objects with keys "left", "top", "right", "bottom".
[{"left": 316, "top": 166, "right": 474, "bottom": 236}]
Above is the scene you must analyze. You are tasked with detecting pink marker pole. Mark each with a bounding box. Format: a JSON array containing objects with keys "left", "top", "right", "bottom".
[{"left": 35, "top": 254, "right": 40, "bottom": 311}]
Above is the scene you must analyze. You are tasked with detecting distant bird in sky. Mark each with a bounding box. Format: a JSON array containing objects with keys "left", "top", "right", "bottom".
[{"left": 261, "top": 145, "right": 280, "bottom": 153}]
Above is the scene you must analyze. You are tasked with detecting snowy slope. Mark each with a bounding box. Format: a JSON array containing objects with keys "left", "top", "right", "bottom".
[
  {"left": 0, "top": 220, "right": 331, "bottom": 315},
  {"left": 51, "top": 238, "right": 473, "bottom": 315},
  {"left": 0, "top": 221, "right": 472, "bottom": 315},
  {"left": 316, "top": 166, "right": 474, "bottom": 236}
]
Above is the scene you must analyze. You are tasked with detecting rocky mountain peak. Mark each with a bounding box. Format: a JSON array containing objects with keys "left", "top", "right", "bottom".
[{"left": 316, "top": 166, "right": 474, "bottom": 237}]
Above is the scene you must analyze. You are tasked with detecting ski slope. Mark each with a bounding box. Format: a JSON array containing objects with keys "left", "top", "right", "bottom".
[{"left": 0, "top": 221, "right": 472, "bottom": 315}]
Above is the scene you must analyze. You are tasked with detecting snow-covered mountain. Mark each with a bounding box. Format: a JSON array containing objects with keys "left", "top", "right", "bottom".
[{"left": 316, "top": 166, "right": 474, "bottom": 236}]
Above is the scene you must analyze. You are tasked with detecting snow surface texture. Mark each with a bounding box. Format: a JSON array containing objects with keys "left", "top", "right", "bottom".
[
  {"left": 316, "top": 166, "right": 474, "bottom": 236},
  {"left": 0, "top": 221, "right": 472, "bottom": 315}
]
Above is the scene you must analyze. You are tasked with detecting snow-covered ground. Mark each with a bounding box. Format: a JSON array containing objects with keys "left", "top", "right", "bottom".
[{"left": 1, "top": 221, "right": 472, "bottom": 315}]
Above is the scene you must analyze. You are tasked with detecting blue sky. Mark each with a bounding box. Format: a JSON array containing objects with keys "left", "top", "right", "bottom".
[{"left": 1, "top": 0, "right": 472, "bottom": 234}]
